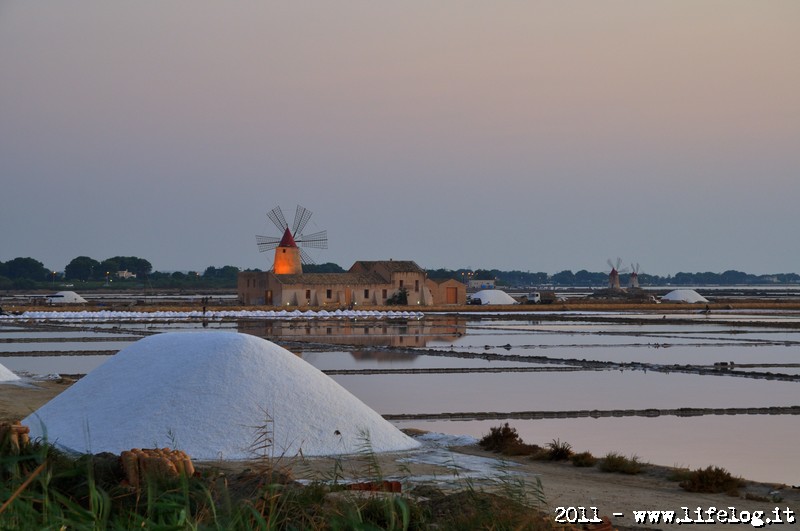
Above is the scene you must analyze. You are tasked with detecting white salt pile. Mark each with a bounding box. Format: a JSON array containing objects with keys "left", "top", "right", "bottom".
[
  {"left": 470, "top": 289, "right": 519, "bottom": 305},
  {"left": 661, "top": 289, "right": 709, "bottom": 304},
  {"left": 0, "top": 362, "right": 20, "bottom": 382},
  {"left": 23, "top": 332, "right": 419, "bottom": 459},
  {"left": 45, "top": 291, "right": 88, "bottom": 304}
]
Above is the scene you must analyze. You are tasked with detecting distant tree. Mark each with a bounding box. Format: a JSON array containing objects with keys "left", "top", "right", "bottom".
[
  {"left": 98, "top": 258, "right": 120, "bottom": 277},
  {"left": 473, "top": 269, "right": 495, "bottom": 280},
  {"left": 100, "top": 256, "right": 152, "bottom": 278},
  {"left": 573, "top": 269, "right": 605, "bottom": 286},
  {"left": 171, "top": 271, "right": 186, "bottom": 280},
  {"left": 720, "top": 270, "right": 752, "bottom": 285},
  {"left": 2, "top": 257, "right": 48, "bottom": 280},
  {"left": 304, "top": 262, "right": 345, "bottom": 274},
  {"left": 64, "top": 256, "right": 100, "bottom": 281},
  {"left": 203, "top": 265, "right": 239, "bottom": 282},
  {"left": 550, "top": 270, "right": 575, "bottom": 285},
  {"left": 386, "top": 287, "right": 409, "bottom": 305},
  {"left": 427, "top": 268, "right": 460, "bottom": 280},
  {"left": 12, "top": 278, "right": 37, "bottom": 289}
]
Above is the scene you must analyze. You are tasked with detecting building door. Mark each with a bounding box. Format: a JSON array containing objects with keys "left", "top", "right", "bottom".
[
  {"left": 446, "top": 287, "right": 457, "bottom": 304},
  {"left": 265, "top": 290, "right": 273, "bottom": 305}
]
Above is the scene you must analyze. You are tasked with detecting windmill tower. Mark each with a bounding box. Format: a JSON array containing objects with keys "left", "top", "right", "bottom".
[
  {"left": 629, "top": 263, "right": 641, "bottom": 289},
  {"left": 256, "top": 205, "right": 328, "bottom": 274},
  {"left": 606, "top": 258, "right": 624, "bottom": 290}
]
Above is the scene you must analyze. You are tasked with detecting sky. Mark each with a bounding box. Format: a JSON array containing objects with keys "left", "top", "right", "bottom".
[{"left": 1, "top": 2, "right": 798, "bottom": 276}]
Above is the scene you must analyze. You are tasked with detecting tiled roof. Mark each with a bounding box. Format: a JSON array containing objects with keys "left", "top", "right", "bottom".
[{"left": 350, "top": 260, "right": 424, "bottom": 274}]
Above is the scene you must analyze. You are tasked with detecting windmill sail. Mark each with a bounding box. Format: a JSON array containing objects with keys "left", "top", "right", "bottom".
[{"left": 256, "top": 205, "right": 328, "bottom": 268}]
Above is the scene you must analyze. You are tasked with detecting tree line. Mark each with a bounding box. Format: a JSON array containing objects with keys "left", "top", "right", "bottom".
[
  {"left": 0, "top": 256, "right": 248, "bottom": 290},
  {"left": 423, "top": 268, "right": 800, "bottom": 287},
  {"left": 1, "top": 255, "right": 798, "bottom": 290}
]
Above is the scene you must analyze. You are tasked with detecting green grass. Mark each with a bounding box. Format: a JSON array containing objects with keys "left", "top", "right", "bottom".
[
  {"left": 1, "top": 435, "right": 557, "bottom": 530},
  {"left": 599, "top": 452, "right": 643, "bottom": 475}
]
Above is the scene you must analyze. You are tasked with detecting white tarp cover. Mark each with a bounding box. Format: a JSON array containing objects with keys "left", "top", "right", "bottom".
[
  {"left": 470, "top": 289, "right": 519, "bottom": 305},
  {"left": 24, "top": 332, "right": 419, "bottom": 459},
  {"left": 660, "top": 289, "right": 709, "bottom": 304},
  {"left": 46, "top": 291, "right": 87, "bottom": 304}
]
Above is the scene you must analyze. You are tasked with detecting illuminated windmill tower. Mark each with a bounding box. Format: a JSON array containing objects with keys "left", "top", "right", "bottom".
[
  {"left": 629, "top": 263, "right": 641, "bottom": 289},
  {"left": 606, "top": 258, "right": 626, "bottom": 290},
  {"left": 256, "top": 205, "right": 328, "bottom": 274}
]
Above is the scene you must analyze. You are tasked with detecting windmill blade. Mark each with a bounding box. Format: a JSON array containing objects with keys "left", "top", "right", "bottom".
[
  {"left": 299, "top": 248, "right": 316, "bottom": 265},
  {"left": 615, "top": 257, "right": 623, "bottom": 270},
  {"left": 267, "top": 206, "right": 288, "bottom": 233},
  {"left": 297, "top": 230, "right": 328, "bottom": 249},
  {"left": 292, "top": 205, "right": 313, "bottom": 237},
  {"left": 255, "top": 235, "right": 282, "bottom": 252},
  {"left": 607, "top": 259, "right": 615, "bottom": 270}
]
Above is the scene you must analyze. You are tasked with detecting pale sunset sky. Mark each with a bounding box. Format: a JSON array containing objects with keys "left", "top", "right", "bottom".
[{"left": 1, "top": 2, "right": 798, "bottom": 275}]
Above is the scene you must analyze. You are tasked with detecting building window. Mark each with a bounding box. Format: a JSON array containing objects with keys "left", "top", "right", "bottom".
[
  {"left": 305, "top": 289, "right": 311, "bottom": 300},
  {"left": 382, "top": 289, "right": 387, "bottom": 299},
  {"left": 414, "top": 279, "right": 419, "bottom": 292},
  {"left": 399, "top": 280, "right": 404, "bottom": 288},
  {"left": 326, "top": 289, "right": 332, "bottom": 299},
  {"left": 364, "top": 289, "right": 369, "bottom": 299}
]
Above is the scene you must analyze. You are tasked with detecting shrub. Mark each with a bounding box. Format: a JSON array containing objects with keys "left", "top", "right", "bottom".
[
  {"left": 599, "top": 452, "right": 643, "bottom": 474},
  {"left": 570, "top": 451, "right": 597, "bottom": 468},
  {"left": 477, "top": 423, "right": 541, "bottom": 456},
  {"left": 545, "top": 439, "right": 573, "bottom": 461},
  {"left": 478, "top": 423, "right": 522, "bottom": 453},
  {"left": 679, "top": 466, "right": 744, "bottom": 496}
]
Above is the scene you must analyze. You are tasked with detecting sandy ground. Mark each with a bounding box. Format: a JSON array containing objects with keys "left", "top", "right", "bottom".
[{"left": 3, "top": 380, "right": 798, "bottom": 530}]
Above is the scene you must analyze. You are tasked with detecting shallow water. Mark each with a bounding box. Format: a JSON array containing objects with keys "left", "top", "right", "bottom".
[{"left": 394, "top": 415, "right": 800, "bottom": 486}]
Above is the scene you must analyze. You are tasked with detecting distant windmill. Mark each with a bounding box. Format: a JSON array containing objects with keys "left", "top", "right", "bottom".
[
  {"left": 256, "top": 205, "right": 328, "bottom": 274},
  {"left": 629, "top": 263, "right": 642, "bottom": 289},
  {"left": 606, "top": 258, "right": 628, "bottom": 290}
]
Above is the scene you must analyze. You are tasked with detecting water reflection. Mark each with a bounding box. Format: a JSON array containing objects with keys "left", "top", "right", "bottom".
[{"left": 239, "top": 316, "right": 466, "bottom": 349}]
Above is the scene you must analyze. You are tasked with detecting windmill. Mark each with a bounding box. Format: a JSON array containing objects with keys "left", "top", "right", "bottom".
[
  {"left": 606, "top": 258, "right": 628, "bottom": 290},
  {"left": 256, "top": 205, "right": 328, "bottom": 274},
  {"left": 629, "top": 263, "right": 641, "bottom": 289}
]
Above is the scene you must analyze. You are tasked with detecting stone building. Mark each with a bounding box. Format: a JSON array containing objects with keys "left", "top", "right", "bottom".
[{"left": 238, "top": 259, "right": 466, "bottom": 307}]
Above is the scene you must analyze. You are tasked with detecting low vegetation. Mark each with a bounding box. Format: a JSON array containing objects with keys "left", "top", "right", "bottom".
[
  {"left": 478, "top": 423, "right": 541, "bottom": 457},
  {"left": 598, "top": 452, "right": 643, "bottom": 475},
  {"left": 678, "top": 465, "right": 744, "bottom": 496},
  {"left": 569, "top": 451, "right": 597, "bottom": 468},
  {"left": 1, "top": 434, "right": 557, "bottom": 530},
  {"left": 543, "top": 439, "right": 573, "bottom": 462}
]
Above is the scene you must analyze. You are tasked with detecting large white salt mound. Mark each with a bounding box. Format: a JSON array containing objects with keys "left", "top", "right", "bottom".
[
  {"left": 0, "top": 362, "right": 20, "bottom": 382},
  {"left": 24, "top": 332, "right": 419, "bottom": 459},
  {"left": 470, "top": 289, "right": 519, "bottom": 305},
  {"left": 660, "top": 289, "right": 709, "bottom": 304}
]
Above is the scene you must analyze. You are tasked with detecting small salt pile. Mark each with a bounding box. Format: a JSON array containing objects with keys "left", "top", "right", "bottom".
[{"left": 0, "top": 362, "right": 20, "bottom": 382}]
